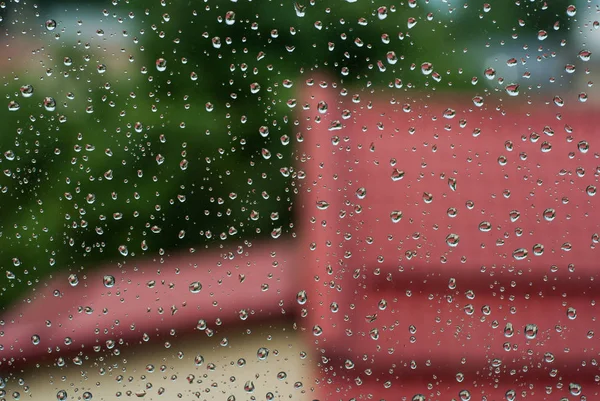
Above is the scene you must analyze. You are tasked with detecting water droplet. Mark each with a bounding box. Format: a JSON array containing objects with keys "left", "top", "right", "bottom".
[
  {"left": 356, "top": 187, "right": 367, "bottom": 199},
  {"left": 45, "top": 19, "right": 57, "bottom": 31},
  {"left": 386, "top": 51, "right": 398, "bottom": 65},
  {"left": 20, "top": 84, "right": 34, "bottom": 98},
  {"left": 524, "top": 323, "right": 538, "bottom": 339},
  {"left": 31, "top": 334, "right": 40, "bottom": 345},
  {"left": 459, "top": 389, "right": 471, "bottom": 401},
  {"left": 484, "top": 67, "right": 496, "bottom": 80},
  {"left": 566, "top": 5, "right": 577, "bottom": 17},
  {"left": 7, "top": 100, "right": 20, "bottom": 111},
  {"left": 296, "top": 290, "right": 308, "bottom": 305},
  {"left": 478, "top": 221, "right": 492, "bottom": 232},
  {"left": 189, "top": 281, "right": 202, "bottom": 293},
  {"left": 578, "top": 49, "right": 592, "bottom": 62},
  {"left": 294, "top": 2, "right": 306, "bottom": 17},
  {"left": 156, "top": 58, "right": 167, "bottom": 72},
  {"left": 421, "top": 62, "right": 433, "bottom": 75},
  {"left": 391, "top": 168, "right": 405, "bottom": 181},
  {"left": 505, "top": 83, "right": 520, "bottom": 96},
  {"left": 225, "top": 11, "right": 236, "bottom": 25},
  {"left": 68, "top": 274, "right": 79, "bottom": 286},
  {"left": 390, "top": 210, "right": 403, "bottom": 223},
  {"left": 587, "top": 185, "right": 596, "bottom": 196},
  {"left": 543, "top": 208, "right": 556, "bottom": 221},
  {"left": 445, "top": 233, "right": 460, "bottom": 247},
  {"left": 505, "top": 389, "right": 517, "bottom": 401},
  {"left": 257, "top": 347, "right": 269, "bottom": 360},
  {"left": 103, "top": 275, "right": 115, "bottom": 288},
  {"left": 118, "top": 245, "right": 129, "bottom": 256},
  {"left": 443, "top": 108, "right": 456, "bottom": 119},
  {"left": 472, "top": 95, "right": 484, "bottom": 107},
  {"left": 378, "top": 299, "right": 388, "bottom": 310},
  {"left": 553, "top": 95, "right": 564, "bottom": 107},
  {"left": 316, "top": 200, "right": 330, "bottom": 210},
  {"left": 565, "top": 63, "right": 576, "bottom": 74},
  {"left": 43, "top": 97, "right": 56, "bottom": 111},
  {"left": 512, "top": 248, "right": 528, "bottom": 260}
]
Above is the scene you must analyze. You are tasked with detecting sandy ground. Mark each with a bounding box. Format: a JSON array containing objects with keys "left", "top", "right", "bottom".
[{"left": 3, "top": 322, "right": 318, "bottom": 401}]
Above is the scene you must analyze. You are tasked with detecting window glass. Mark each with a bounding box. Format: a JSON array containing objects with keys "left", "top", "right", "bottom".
[{"left": 0, "top": 1, "right": 598, "bottom": 400}]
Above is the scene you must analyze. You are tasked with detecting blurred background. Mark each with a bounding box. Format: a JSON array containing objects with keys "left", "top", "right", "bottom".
[
  {"left": 0, "top": 0, "right": 590, "bottom": 310},
  {"left": 1, "top": 1, "right": 599, "bottom": 400}
]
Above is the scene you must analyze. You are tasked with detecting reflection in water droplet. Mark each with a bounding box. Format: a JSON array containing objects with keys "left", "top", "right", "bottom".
[
  {"left": 316, "top": 200, "right": 329, "bottom": 210},
  {"left": 478, "top": 221, "right": 491, "bottom": 232},
  {"left": 296, "top": 290, "right": 308, "bottom": 304},
  {"left": 68, "top": 274, "right": 79, "bottom": 287},
  {"left": 20, "top": 84, "right": 34, "bottom": 97},
  {"left": 31, "top": 334, "right": 40, "bottom": 345},
  {"left": 505, "top": 389, "right": 517, "bottom": 401},
  {"left": 45, "top": 19, "right": 57, "bottom": 31},
  {"left": 257, "top": 347, "right": 269, "bottom": 360},
  {"left": 103, "top": 275, "right": 115, "bottom": 288},
  {"left": 524, "top": 323, "right": 538, "bottom": 339},
  {"left": 43, "top": 97, "right": 56, "bottom": 111},
  {"left": 421, "top": 62, "right": 433, "bottom": 75},
  {"left": 391, "top": 168, "right": 405, "bottom": 181},
  {"left": 189, "top": 281, "right": 202, "bottom": 293},
  {"left": 569, "top": 382, "right": 582, "bottom": 396},
  {"left": 512, "top": 248, "right": 528, "bottom": 260},
  {"left": 7, "top": 100, "right": 20, "bottom": 111},
  {"left": 390, "top": 210, "right": 403, "bottom": 223},
  {"left": 505, "top": 83, "right": 520, "bottom": 96},
  {"left": 445, "top": 233, "right": 460, "bottom": 247}
]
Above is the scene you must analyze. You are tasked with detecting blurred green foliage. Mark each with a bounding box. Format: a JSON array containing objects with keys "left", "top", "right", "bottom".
[{"left": 0, "top": 0, "right": 572, "bottom": 308}]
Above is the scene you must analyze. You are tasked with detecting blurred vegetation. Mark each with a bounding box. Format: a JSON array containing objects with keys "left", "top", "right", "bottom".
[{"left": 0, "top": 0, "right": 573, "bottom": 308}]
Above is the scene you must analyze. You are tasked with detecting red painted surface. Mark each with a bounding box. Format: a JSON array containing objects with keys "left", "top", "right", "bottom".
[{"left": 296, "top": 77, "right": 600, "bottom": 399}]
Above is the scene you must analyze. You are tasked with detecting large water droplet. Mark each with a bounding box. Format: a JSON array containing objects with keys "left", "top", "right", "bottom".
[
  {"left": 45, "top": 19, "right": 57, "bottom": 31},
  {"left": 156, "top": 58, "right": 167, "bottom": 72},
  {"left": 103, "top": 275, "right": 115, "bottom": 288}
]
